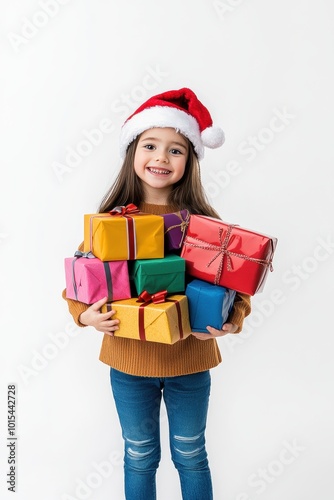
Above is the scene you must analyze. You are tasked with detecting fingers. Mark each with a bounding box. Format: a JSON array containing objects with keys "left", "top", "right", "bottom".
[
  {"left": 191, "top": 331, "right": 215, "bottom": 340},
  {"left": 96, "top": 318, "right": 120, "bottom": 335},
  {"left": 206, "top": 326, "right": 229, "bottom": 336},
  {"left": 99, "top": 309, "right": 117, "bottom": 321},
  {"left": 90, "top": 297, "right": 117, "bottom": 321},
  {"left": 90, "top": 296, "right": 109, "bottom": 311},
  {"left": 206, "top": 323, "right": 238, "bottom": 335},
  {"left": 192, "top": 324, "right": 237, "bottom": 341},
  {"left": 221, "top": 322, "right": 238, "bottom": 334}
]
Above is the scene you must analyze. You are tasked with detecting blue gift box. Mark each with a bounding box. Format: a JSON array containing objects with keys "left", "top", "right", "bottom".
[{"left": 185, "top": 279, "right": 236, "bottom": 333}]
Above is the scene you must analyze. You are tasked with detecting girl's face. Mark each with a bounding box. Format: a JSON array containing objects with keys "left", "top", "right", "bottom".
[{"left": 133, "top": 127, "right": 189, "bottom": 202}]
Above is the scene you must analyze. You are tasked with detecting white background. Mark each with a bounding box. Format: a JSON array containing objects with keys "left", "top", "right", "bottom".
[{"left": 1, "top": 1, "right": 333, "bottom": 499}]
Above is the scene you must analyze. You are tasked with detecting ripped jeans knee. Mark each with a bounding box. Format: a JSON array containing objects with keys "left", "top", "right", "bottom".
[
  {"left": 170, "top": 431, "right": 209, "bottom": 471},
  {"left": 124, "top": 435, "right": 161, "bottom": 473}
]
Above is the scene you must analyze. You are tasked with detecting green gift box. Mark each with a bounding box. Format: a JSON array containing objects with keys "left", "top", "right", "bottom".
[{"left": 130, "top": 254, "right": 186, "bottom": 295}]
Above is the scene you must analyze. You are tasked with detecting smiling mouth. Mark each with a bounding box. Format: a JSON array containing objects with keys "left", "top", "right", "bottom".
[{"left": 147, "top": 167, "right": 171, "bottom": 175}]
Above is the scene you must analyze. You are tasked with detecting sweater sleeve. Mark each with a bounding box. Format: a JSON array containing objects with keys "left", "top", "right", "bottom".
[
  {"left": 227, "top": 292, "right": 251, "bottom": 333},
  {"left": 62, "top": 289, "right": 89, "bottom": 327}
]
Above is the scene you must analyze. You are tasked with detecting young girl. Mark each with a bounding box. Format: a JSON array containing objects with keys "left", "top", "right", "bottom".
[{"left": 63, "top": 88, "right": 251, "bottom": 500}]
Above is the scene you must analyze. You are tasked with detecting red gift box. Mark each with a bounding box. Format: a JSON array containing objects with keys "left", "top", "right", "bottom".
[{"left": 180, "top": 215, "right": 277, "bottom": 295}]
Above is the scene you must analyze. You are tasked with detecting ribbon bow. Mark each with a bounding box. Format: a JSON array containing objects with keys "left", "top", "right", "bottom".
[
  {"left": 71, "top": 250, "right": 96, "bottom": 300},
  {"left": 109, "top": 203, "right": 140, "bottom": 216},
  {"left": 136, "top": 290, "right": 184, "bottom": 341},
  {"left": 74, "top": 250, "right": 95, "bottom": 259},
  {"left": 137, "top": 290, "right": 168, "bottom": 304}
]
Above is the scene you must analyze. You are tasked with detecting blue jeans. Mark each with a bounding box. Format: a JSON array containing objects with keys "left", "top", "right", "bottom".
[{"left": 110, "top": 368, "right": 213, "bottom": 500}]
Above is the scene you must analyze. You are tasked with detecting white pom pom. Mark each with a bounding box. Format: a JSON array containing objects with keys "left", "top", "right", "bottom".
[{"left": 201, "top": 126, "right": 225, "bottom": 148}]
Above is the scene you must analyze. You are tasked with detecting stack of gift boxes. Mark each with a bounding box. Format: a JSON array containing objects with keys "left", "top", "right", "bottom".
[{"left": 64, "top": 204, "right": 277, "bottom": 344}]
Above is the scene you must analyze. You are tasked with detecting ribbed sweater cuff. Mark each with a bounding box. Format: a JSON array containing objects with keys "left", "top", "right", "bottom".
[
  {"left": 228, "top": 293, "right": 252, "bottom": 333},
  {"left": 62, "top": 289, "right": 88, "bottom": 327}
]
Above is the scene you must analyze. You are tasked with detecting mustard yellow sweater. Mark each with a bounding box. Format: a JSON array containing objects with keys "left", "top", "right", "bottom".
[{"left": 62, "top": 203, "right": 251, "bottom": 377}]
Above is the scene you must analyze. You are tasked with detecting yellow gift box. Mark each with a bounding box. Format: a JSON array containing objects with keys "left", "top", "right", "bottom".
[
  {"left": 84, "top": 205, "right": 164, "bottom": 261},
  {"left": 101, "top": 294, "right": 191, "bottom": 344}
]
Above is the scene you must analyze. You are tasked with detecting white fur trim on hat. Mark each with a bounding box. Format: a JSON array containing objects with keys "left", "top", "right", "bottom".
[
  {"left": 201, "top": 126, "right": 225, "bottom": 148},
  {"left": 120, "top": 106, "right": 205, "bottom": 160}
]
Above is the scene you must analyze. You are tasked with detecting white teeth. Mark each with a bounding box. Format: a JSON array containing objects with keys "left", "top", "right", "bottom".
[{"left": 148, "top": 168, "right": 170, "bottom": 174}]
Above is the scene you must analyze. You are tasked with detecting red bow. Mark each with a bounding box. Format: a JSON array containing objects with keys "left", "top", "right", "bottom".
[
  {"left": 107, "top": 204, "right": 140, "bottom": 260},
  {"left": 136, "top": 290, "right": 184, "bottom": 341},
  {"left": 137, "top": 290, "right": 168, "bottom": 304},
  {"left": 109, "top": 203, "right": 140, "bottom": 216}
]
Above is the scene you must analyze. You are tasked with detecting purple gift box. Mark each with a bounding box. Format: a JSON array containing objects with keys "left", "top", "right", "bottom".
[{"left": 162, "top": 209, "right": 190, "bottom": 251}]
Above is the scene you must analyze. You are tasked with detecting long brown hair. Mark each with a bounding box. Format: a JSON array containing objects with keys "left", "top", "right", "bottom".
[{"left": 98, "top": 132, "right": 220, "bottom": 218}]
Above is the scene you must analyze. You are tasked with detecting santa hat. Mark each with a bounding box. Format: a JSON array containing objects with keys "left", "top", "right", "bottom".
[{"left": 119, "top": 87, "right": 225, "bottom": 160}]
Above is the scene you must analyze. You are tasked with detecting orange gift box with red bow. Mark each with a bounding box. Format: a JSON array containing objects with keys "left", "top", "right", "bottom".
[
  {"left": 101, "top": 291, "right": 191, "bottom": 344},
  {"left": 84, "top": 204, "right": 164, "bottom": 261}
]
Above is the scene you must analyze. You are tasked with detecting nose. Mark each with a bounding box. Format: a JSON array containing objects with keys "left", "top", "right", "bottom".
[{"left": 156, "top": 150, "right": 169, "bottom": 163}]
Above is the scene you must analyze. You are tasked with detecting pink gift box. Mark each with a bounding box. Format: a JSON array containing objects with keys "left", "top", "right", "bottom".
[{"left": 65, "top": 252, "right": 131, "bottom": 304}]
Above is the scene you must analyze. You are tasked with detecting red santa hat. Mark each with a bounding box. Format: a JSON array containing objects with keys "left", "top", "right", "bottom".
[{"left": 119, "top": 87, "right": 225, "bottom": 160}]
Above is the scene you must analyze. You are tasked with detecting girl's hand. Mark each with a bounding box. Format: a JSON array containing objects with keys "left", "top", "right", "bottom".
[
  {"left": 191, "top": 322, "right": 238, "bottom": 341},
  {"left": 79, "top": 297, "right": 120, "bottom": 336}
]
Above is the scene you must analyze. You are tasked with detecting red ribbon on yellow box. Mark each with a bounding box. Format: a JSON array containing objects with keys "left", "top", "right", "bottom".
[
  {"left": 137, "top": 289, "right": 169, "bottom": 341},
  {"left": 84, "top": 204, "right": 164, "bottom": 261},
  {"left": 102, "top": 293, "right": 190, "bottom": 344},
  {"left": 108, "top": 204, "right": 140, "bottom": 260}
]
